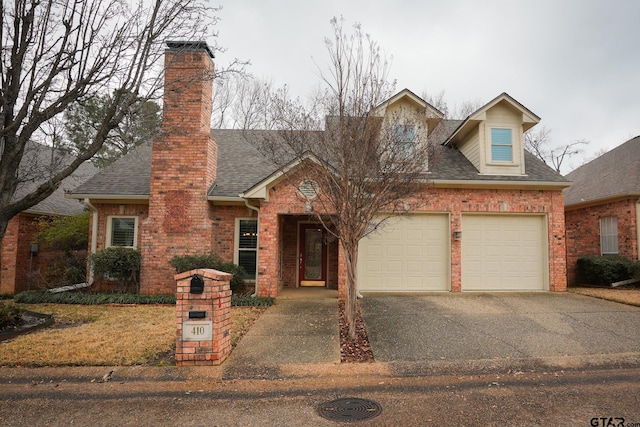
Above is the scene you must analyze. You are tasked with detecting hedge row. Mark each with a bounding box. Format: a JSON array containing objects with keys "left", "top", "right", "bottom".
[
  {"left": 577, "top": 256, "right": 640, "bottom": 286},
  {"left": 13, "top": 290, "right": 275, "bottom": 307}
]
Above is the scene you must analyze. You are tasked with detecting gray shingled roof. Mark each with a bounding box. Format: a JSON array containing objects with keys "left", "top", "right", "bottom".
[
  {"left": 13, "top": 143, "right": 98, "bottom": 216},
  {"left": 208, "top": 130, "right": 280, "bottom": 197},
  {"left": 69, "top": 121, "right": 567, "bottom": 199},
  {"left": 564, "top": 135, "right": 640, "bottom": 206},
  {"left": 429, "top": 143, "right": 568, "bottom": 183},
  {"left": 71, "top": 143, "right": 152, "bottom": 197}
]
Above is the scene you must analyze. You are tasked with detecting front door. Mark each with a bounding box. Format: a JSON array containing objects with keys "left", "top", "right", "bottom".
[{"left": 299, "top": 223, "right": 327, "bottom": 287}]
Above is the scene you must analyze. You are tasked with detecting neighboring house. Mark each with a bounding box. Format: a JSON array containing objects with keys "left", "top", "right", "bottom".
[
  {"left": 0, "top": 144, "right": 96, "bottom": 294},
  {"left": 564, "top": 136, "right": 640, "bottom": 285},
  {"left": 68, "top": 41, "right": 569, "bottom": 297}
]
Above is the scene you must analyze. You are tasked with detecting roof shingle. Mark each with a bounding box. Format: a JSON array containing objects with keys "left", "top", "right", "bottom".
[
  {"left": 70, "top": 122, "right": 568, "bottom": 199},
  {"left": 564, "top": 135, "right": 640, "bottom": 206}
]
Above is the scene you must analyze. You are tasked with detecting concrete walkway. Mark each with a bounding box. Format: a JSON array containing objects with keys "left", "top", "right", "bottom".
[{"left": 222, "top": 288, "right": 340, "bottom": 379}]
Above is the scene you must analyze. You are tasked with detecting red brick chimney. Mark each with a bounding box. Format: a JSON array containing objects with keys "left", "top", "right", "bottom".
[{"left": 140, "top": 41, "right": 216, "bottom": 294}]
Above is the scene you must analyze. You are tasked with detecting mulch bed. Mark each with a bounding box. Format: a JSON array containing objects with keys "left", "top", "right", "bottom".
[
  {"left": 339, "top": 301, "right": 374, "bottom": 363},
  {"left": 0, "top": 310, "right": 54, "bottom": 342}
]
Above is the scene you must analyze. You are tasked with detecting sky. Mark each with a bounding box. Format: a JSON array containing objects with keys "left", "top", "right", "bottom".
[{"left": 213, "top": 0, "right": 640, "bottom": 173}]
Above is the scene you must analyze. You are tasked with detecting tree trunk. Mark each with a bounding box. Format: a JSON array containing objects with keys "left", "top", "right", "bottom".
[{"left": 342, "top": 239, "right": 359, "bottom": 340}]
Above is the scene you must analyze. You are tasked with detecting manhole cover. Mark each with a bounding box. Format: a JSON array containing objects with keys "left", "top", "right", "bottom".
[{"left": 317, "top": 397, "right": 382, "bottom": 422}]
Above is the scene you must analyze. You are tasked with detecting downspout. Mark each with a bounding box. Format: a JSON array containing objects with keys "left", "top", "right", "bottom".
[
  {"left": 83, "top": 198, "right": 99, "bottom": 285},
  {"left": 244, "top": 199, "right": 260, "bottom": 297}
]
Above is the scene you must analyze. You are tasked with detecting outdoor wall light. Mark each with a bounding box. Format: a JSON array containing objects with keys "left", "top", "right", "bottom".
[{"left": 453, "top": 231, "right": 462, "bottom": 240}]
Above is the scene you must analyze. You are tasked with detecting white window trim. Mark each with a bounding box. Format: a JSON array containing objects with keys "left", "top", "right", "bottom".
[
  {"left": 488, "top": 127, "right": 516, "bottom": 164},
  {"left": 234, "top": 217, "right": 258, "bottom": 279},
  {"left": 600, "top": 216, "right": 619, "bottom": 255},
  {"left": 106, "top": 215, "right": 139, "bottom": 249}
]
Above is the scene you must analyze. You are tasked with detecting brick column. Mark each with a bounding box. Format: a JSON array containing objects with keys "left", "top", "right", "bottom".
[
  {"left": 175, "top": 268, "right": 232, "bottom": 366},
  {"left": 450, "top": 211, "right": 462, "bottom": 292}
]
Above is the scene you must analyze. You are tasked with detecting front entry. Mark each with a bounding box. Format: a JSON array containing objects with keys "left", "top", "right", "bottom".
[{"left": 299, "top": 223, "right": 327, "bottom": 287}]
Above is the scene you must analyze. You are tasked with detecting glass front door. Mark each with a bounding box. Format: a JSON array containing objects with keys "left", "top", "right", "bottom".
[{"left": 299, "top": 224, "right": 327, "bottom": 286}]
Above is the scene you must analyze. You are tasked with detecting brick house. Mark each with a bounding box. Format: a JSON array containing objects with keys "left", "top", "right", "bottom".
[
  {"left": 68, "top": 41, "right": 570, "bottom": 297},
  {"left": 564, "top": 135, "right": 640, "bottom": 286},
  {"left": 0, "top": 144, "right": 96, "bottom": 294}
]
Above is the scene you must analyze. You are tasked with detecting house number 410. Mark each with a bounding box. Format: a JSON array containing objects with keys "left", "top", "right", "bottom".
[{"left": 182, "top": 321, "right": 213, "bottom": 341}]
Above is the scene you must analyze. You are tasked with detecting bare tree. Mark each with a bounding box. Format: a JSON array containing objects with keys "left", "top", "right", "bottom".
[
  {"left": 256, "top": 18, "right": 438, "bottom": 339},
  {"left": 524, "top": 126, "right": 589, "bottom": 174},
  {"left": 212, "top": 74, "right": 281, "bottom": 129},
  {"left": 421, "top": 90, "right": 483, "bottom": 119},
  {"left": 0, "top": 1, "right": 231, "bottom": 250}
]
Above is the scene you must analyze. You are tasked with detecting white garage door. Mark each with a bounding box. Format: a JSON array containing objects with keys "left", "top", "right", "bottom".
[
  {"left": 358, "top": 214, "right": 450, "bottom": 291},
  {"left": 462, "top": 215, "right": 547, "bottom": 291}
]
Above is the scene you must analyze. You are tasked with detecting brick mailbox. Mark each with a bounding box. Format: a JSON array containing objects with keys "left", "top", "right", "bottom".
[{"left": 175, "top": 269, "right": 232, "bottom": 366}]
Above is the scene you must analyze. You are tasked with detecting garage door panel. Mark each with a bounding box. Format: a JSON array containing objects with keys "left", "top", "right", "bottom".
[
  {"left": 462, "top": 215, "right": 547, "bottom": 291},
  {"left": 359, "top": 214, "right": 449, "bottom": 291}
]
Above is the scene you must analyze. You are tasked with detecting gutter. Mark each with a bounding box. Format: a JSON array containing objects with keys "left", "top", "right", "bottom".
[
  {"left": 431, "top": 179, "right": 571, "bottom": 190},
  {"left": 83, "top": 198, "right": 99, "bottom": 284},
  {"left": 67, "top": 194, "right": 149, "bottom": 201},
  {"left": 244, "top": 199, "right": 260, "bottom": 297}
]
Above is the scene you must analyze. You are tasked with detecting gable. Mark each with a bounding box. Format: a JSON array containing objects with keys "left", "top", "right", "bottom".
[
  {"left": 373, "top": 89, "right": 444, "bottom": 134},
  {"left": 445, "top": 93, "right": 540, "bottom": 177}
]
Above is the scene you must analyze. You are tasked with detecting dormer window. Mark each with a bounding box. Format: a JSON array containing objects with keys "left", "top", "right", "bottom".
[
  {"left": 393, "top": 125, "right": 416, "bottom": 155},
  {"left": 490, "top": 128, "right": 513, "bottom": 162}
]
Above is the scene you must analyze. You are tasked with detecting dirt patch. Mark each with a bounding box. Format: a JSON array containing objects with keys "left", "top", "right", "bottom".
[
  {"left": 568, "top": 286, "right": 640, "bottom": 307},
  {"left": 339, "top": 301, "right": 374, "bottom": 363}
]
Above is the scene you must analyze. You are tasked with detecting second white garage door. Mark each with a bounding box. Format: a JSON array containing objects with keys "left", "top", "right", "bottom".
[
  {"left": 358, "top": 214, "right": 450, "bottom": 291},
  {"left": 462, "top": 214, "right": 547, "bottom": 291}
]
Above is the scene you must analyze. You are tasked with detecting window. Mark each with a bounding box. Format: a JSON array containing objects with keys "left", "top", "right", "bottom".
[
  {"left": 491, "top": 128, "right": 513, "bottom": 162},
  {"left": 393, "top": 125, "right": 416, "bottom": 155},
  {"left": 600, "top": 217, "right": 618, "bottom": 255},
  {"left": 107, "top": 216, "right": 138, "bottom": 248},
  {"left": 236, "top": 219, "right": 258, "bottom": 280}
]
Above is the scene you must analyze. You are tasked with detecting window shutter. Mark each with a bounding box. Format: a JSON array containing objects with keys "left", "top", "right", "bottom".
[{"left": 111, "top": 218, "right": 136, "bottom": 247}]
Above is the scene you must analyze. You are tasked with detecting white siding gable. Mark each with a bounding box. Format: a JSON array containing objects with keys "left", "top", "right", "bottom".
[{"left": 446, "top": 93, "right": 539, "bottom": 177}]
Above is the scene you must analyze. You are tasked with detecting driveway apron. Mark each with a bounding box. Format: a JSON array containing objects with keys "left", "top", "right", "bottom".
[
  {"left": 223, "top": 289, "right": 340, "bottom": 379},
  {"left": 359, "top": 292, "right": 640, "bottom": 363}
]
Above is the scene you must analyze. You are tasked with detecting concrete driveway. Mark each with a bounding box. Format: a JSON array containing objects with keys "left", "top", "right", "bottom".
[{"left": 359, "top": 292, "right": 640, "bottom": 366}]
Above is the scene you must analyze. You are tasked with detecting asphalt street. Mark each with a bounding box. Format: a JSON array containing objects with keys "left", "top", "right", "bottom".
[{"left": 1, "top": 365, "right": 639, "bottom": 426}]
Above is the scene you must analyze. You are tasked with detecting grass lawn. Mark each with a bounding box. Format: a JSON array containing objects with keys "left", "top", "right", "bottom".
[{"left": 0, "top": 304, "right": 267, "bottom": 367}]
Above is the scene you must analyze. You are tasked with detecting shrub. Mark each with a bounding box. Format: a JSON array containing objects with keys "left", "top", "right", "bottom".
[
  {"left": 30, "top": 212, "right": 90, "bottom": 288},
  {"left": 629, "top": 261, "right": 640, "bottom": 280},
  {"left": 13, "top": 291, "right": 274, "bottom": 307},
  {"left": 169, "top": 253, "right": 247, "bottom": 293},
  {"left": 91, "top": 247, "right": 141, "bottom": 293},
  {"left": 576, "top": 256, "right": 633, "bottom": 286},
  {"left": 14, "top": 290, "right": 174, "bottom": 305},
  {"left": 232, "top": 296, "right": 275, "bottom": 307},
  {"left": 31, "top": 250, "right": 88, "bottom": 289},
  {"left": 0, "top": 303, "right": 23, "bottom": 329},
  {"left": 36, "top": 212, "right": 89, "bottom": 251}
]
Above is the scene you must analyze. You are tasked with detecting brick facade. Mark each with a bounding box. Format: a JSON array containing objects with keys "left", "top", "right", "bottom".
[
  {"left": 565, "top": 198, "right": 639, "bottom": 286},
  {"left": 140, "top": 45, "right": 216, "bottom": 294},
  {"left": 0, "top": 216, "right": 19, "bottom": 293},
  {"left": 1, "top": 213, "right": 70, "bottom": 294},
  {"left": 249, "top": 178, "right": 567, "bottom": 298}
]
